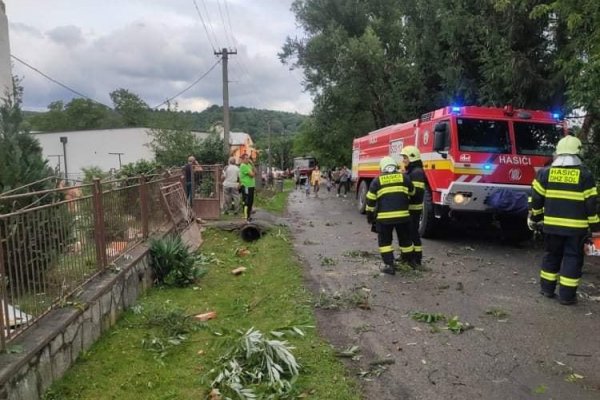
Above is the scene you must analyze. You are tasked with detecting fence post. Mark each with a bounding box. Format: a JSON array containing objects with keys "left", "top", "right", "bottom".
[
  {"left": 0, "top": 225, "right": 8, "bottom": 351},
  {"left": 92, "top": 179, "right": 107, "bottom": 269},
  {"left": 139, "top": 176, "right": 149, "bottom": 239}
]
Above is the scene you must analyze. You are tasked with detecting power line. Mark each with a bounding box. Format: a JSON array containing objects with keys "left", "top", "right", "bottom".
[
  {"left": 232, "top": 57, "right": 266, "bottom": 109},
  {"left": 199, "top": 0, "right": 222, "bottom": 50},
  {"left": 11, "top": 54, "right": 112, "bottom": 109},
  {"left": 223, "top": 0, "right": 237, "bottom": 48},
  {"left": 216, "top": 0, "right": 233, "bottom": 49},
  {"left": 192, "top": 0, "right": 217, "bottom": 51},
  {"left": 153, "top": 59, "right": 221, "bottom": 109}
]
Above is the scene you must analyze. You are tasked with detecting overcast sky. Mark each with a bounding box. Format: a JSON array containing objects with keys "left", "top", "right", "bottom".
[{"left": 4, "top": 0, "right": 312, "bottom": 114}]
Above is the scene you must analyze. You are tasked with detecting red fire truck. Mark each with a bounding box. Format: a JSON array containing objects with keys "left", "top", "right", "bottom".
[
  {"left": 293, "top": 156, "right": 317, "bottom": 185},
  {"left": 352, "top": 105, "right": 565, "bottom": 240}
]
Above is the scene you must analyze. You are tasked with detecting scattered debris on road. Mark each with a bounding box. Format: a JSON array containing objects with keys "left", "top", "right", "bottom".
[{"left": 485, "top": 308, "right": 509, "bottom": 319}]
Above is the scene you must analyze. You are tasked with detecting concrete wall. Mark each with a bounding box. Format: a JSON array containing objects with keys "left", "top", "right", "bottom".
[
  {"left": 0, "top": 1, "right": 13, "bottom": 97},
  {"left": 0, "top": 223, "right": 202, "bottom": 399}
]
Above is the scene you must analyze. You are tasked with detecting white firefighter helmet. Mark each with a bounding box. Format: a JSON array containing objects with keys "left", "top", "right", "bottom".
[
  {"left": 400, "top": 146, "right": 421, "bottom": 162},
  {"left": 379, "top": 156, "right": 397, "bottom": 173},
  {"left": 555, "top": 135, "right": 582, "bottom": 156}
]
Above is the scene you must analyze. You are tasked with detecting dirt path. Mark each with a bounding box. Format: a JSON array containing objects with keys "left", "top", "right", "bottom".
[{"left": 287, "top": 187, "right": 600, "bottom": 400}]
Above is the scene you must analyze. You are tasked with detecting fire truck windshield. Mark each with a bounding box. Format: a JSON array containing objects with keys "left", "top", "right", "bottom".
[
  {"left": 514, "top": 122, "right": 562, "bottom": 156},
  {"left": 457, "top": 118, "right": 510, "bottom": 153},
  {"left": 293, "top": 157, "right": 316, "bottom": 169}
]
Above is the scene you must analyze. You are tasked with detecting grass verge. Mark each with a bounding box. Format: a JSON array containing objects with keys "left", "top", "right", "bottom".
[
  {"left": 43, "top": 188, "right": 359, "bottom": 400},
  {"left": 254, "top": 179, "right": 294, "bottom": 214}
]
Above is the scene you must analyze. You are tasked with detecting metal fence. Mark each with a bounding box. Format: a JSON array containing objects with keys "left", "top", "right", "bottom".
[{"left": 0, "top": 172, "right": 190, "bottom": 350}]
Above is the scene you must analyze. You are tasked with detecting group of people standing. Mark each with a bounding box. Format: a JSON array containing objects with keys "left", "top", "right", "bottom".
[
  {"left": 365, "top": 146, "right": 425, "bottom": 275},
  {"left": 366, "top": 135, "right": 599, "bottom": 307},
  {"left": 221, "top": 153, "right": 256, "bottom": 222},
  {"left": 185, "top": 154, "right": 256, "bottom": 222},
  {"left": 295, "top": 165, "right": 352, "bottom": 198}
]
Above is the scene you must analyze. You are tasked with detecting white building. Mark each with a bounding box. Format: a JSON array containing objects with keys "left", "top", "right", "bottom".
[
  {"left": 33, "top": 128, "right": 255, "bottom": 179},
  {"left": 0, "top": 1, "right": 13, "bottom": 96},
  {"left": 33, "top": 128, "right": 155, "bottom": 179}
]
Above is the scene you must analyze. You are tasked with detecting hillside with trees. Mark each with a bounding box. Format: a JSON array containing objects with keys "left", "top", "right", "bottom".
[
  {"left": 23, "top": 89, "right": 308, "bottom": 169},
  {"left": 24, "top": 91, "right": 307, "bottom": 143}
]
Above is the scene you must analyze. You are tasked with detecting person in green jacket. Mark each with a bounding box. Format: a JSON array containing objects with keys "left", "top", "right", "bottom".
[{"left": 239, "top": 153, "right": 256, "bottom": 222}]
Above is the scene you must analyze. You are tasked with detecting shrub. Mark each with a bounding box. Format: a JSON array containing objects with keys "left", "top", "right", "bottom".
[
  {"left": 0, "top": 78, "right": 72, "bottom": 291},
  {"left": 149, "top": 235, "right": 206, "bottom": 287}
]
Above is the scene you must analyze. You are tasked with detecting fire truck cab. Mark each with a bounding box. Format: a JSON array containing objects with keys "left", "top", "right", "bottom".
[
  {"left": 352, "top": 105, "right": 565, "bottom": 240},
  {"left": 293, "top": 156, "right": 317, "bottom": 185}
]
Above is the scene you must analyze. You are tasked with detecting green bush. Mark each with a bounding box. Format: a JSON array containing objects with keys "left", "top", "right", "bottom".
[
  {"left": 0, "top": 79, "right": 72, "bottom": 291},
  {"left": 149, "top": 235, "right": 206, "bottom": 287}
]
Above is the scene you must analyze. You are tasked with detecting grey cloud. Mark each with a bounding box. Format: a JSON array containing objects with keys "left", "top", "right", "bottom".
[
  {"left": 46, "top": 25, "right": 84, "bottom": 47},
  {"left": 9, "top": 22, "right": 42, "bottom": 38},
  {"left": 9, "top": 1, "right": 312, "bottom": 114}
]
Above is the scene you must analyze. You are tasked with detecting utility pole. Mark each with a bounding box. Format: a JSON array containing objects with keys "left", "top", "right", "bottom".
[
  {"left": 48, "top": 154, "right": 63, "bottom": 174},
  {"left": 60, "top": 136, "right": 68, "bottom": 183},
  {"left": 108, "top": 152, "right": 124, "bottom": 169},
  {"left": 214, "top": 48, "right": 237, "bottom": 159},
  {"left": 267, "top": 120, "right": 272, "bottom": 172}
]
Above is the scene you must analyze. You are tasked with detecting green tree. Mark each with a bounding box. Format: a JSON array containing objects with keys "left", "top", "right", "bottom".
[
  {"left": 531, "top": 0, "right": 600, "bottom": 174},
  {"left": 271, "top": 135, "right": 294, "bottom": 170},
  {"left": 110, "top": 88, "right": 150, "bottom": 127},
  {"left": 0, "top": 77, "right": 68, "bottom": 290},
  {"left": 281, "top": 0, "right": 565, "bottom": 162},
  {"left": 196, "top": 133, "right": 225, "bottom": 165},
  {"left": 64, "top": 98, "right": 114, "bottom": 130},
  {"left": 118, "top": 159, "right": 163, "bottom": 178},
  {"left": 147, "top": 103, "right": 205, "bottom": 167},
  {"left": 28, "top": 100, "right": 70, "bottom": 132},
  {"left": 0, "top": 77, "right": 54, "bottom": 198},
  {"left": 149, "top": 128, "right": 203, "bottom": 167}
]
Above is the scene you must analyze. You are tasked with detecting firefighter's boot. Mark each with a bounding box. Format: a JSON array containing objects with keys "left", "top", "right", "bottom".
[
  {"left": 401, "top": 252, "right": 418, "bottom": 269},
  {"left": 398, "top": 253, "right": 411, "bottom": 268},
  {"left": 380, "top": 264, "right": 396, "bottom": 275},
  {"left": 414, "top": 252, "right": 422, "bottom": 267}
]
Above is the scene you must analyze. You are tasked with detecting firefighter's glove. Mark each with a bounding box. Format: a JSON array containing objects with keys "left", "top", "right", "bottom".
[
  {"left": 527, "top": 217, "right": 543, "bottom": 232},
  {"left": 366, "top": 211, "right": 376, "bottom": 225}
]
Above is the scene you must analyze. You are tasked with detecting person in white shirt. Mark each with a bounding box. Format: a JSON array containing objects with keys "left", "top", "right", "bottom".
[{"left": 222, "top": 157, "right": 240, "bottom": 214}]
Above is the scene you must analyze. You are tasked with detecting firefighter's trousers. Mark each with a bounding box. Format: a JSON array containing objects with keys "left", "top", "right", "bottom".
[
  {"left": 405, "top": 210, "right": 422, "bottom": 264},
  {"left": 540, "top": 233, "right": 586, "bottom": 301},
  {"left": 378, "top": 222, "right": 411, "bottom": 266}
]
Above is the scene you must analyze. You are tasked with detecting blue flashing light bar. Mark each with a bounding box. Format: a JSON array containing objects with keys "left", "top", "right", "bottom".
[
  {"left": 451, "top": 106, "right": 461, "bottom": 113},
  {"left": 483, "top": 164, "right": 493, "bottom": 171},
  {"left": 552, "top": 112, "right": 561, "bottom": 120}
]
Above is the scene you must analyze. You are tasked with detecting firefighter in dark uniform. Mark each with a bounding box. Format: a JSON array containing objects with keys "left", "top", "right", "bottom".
[
  {"left": 365, "top": 156, "right": 414, "bottom": 275},
  {"left": 400, "top": 146, "right": 425, "bottom": 266},
  {"left": 529, "top": 135, "right": 600, "bottom": 305}
]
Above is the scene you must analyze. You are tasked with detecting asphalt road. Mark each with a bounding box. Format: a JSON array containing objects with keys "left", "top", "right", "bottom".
[{"left": 287, "top": 187, "right": 600, "bottom": 400}]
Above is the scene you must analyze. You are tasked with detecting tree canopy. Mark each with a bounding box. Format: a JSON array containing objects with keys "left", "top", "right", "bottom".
[
  {"left": 0, "top": 77, "right": 55, "bottom": 209},
  {"left": 25, "top": 92, "right": 307, "bottom": 143},
  {"left": 280, "top": 0, "right": 589, "bottom": 164}
]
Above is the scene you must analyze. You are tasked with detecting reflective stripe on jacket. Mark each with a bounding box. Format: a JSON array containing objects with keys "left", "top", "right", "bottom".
[
  {"left": 530, "top": 165, "right": 600, "bottom": 235},
  {"left": 365, "top": 172, "right": 414, "bottom": 224}
]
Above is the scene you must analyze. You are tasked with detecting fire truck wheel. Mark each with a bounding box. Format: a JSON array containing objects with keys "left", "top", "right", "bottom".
[
  {"left": 357, "top": 180, "right": 368, "bottom": 214},
  {"left": 419, "top": 185, "right": 441, "bottom": 238},
  {"left": 499, "top": 215, "right": 532, "bottom": 243}
]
